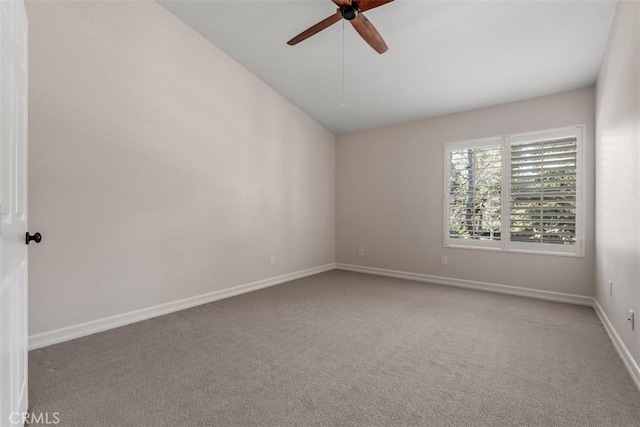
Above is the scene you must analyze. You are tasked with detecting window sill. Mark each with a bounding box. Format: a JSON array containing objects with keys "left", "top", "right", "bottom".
[{"left": 444, "top": 242, "right": 585, "bottom": 258}]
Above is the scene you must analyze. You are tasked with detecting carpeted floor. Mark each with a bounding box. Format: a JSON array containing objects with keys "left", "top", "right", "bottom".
[{"left": 29, "top": 270, "right": 640, "bottom": 426}]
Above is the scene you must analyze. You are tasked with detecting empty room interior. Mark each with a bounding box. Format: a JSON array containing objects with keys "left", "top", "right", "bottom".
[{"left": 1, "top": 0, "right": 639, "bottom": 425}]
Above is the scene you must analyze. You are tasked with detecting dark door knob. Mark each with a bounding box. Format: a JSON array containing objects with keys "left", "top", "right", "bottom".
[{"left": 26, "top": 232, "right": 42, "bottom": 245}]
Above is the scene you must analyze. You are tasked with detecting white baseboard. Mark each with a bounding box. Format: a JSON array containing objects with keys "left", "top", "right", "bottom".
[
  {"left": 335, "top": 263, "right": 594, "bottom": 306},
  {"left": 28, "top": 263, "right": 335, "bottom": 351},
  {"left": 593, "top": 299, "right": 640, "bottom": 391}
]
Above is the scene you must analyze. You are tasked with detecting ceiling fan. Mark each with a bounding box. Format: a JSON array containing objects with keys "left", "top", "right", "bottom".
[{"left": 287, "top": 0, "right": 394, "bottom": 54}]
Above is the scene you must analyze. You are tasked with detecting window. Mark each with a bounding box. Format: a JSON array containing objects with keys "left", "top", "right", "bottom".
[
  {"left": 447, "top": 138, "right": 503, "bottom": 248},
  {"left": 444, "top": 125, "right": 584, "bottom": 256}
]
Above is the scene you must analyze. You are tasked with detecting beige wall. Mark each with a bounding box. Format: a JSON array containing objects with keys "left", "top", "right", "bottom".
[
  {"left": 595, "top": 1, "right": 640, "bottom": 366},
  {"left": 337, "top": 87, "right": 595, "bottom": 296},
  {"left": 26, "top": 0, "right": 335, "bottom": 335}
]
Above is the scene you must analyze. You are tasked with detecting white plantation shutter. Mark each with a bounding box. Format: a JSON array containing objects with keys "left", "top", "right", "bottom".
[{"left": 510, "top": 136, "right": 578, "bottom": 245}]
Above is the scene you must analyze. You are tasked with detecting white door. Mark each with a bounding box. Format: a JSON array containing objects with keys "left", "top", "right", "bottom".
[{"left": 0, "top": 0, "right": 29, "bottom": 425}]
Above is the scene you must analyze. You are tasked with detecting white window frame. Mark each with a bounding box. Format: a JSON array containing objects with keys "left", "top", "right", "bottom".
[{"left": 443, "top": 125, "right": 585, "bottom": 257}]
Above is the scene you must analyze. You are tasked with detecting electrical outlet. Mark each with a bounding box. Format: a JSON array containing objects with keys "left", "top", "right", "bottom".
[
  {"left": 441, "top": 256, "right": 448, "bottom": 266},
  {"left": 358, "top": 248, "right": 364, "bottom": 256},
  {"left": 269, "top": 256, "right": 275, "bottom": 265},
  {"left": 609, "top": 281, "right": 613, "bottom": 296},
  {"left": 628, "top": 310, "right": 635, "bottom": 331}
]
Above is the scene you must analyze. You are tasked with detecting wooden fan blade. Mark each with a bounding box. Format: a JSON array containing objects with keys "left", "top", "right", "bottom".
[
  {"left": 350, "top": 13, "right": 388, "bottom": 54},
  {"left": 356, "top": 0, "right": 394, "bottom": 13},
  {"left": 331, "top": 0, "right": 352, "bottom": 6},
  {"left": 287, "top": 12, "right": 343, "bottom": 46}
]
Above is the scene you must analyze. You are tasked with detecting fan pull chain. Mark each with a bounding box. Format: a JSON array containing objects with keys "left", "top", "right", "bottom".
[{"left": 341, "top": 20, "right": 345, "bottom": 107}]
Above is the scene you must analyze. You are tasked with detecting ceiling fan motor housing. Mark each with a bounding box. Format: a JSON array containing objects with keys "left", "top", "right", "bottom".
[{"left": 342, "top": 5, "right": 358, "bottom": 20}]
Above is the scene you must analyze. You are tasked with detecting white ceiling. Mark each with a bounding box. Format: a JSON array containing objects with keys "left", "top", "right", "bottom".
[{"left": 159, "top": 0, "right": 616, "bottom": 134}]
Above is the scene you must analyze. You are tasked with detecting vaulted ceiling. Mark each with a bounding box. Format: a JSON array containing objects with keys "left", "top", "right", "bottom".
[{"left": 159, "top": 0, "right": 617, "bottom": 134}]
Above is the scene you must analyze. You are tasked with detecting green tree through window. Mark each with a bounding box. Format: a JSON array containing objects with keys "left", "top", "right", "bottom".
[{"left": 448, "top": 146, "right": 501, "bottom": 240}]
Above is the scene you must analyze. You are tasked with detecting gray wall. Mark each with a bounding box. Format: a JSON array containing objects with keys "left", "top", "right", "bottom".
[
  {"left": 337, "top": 87, "right": 595, "bottom": 296},
  {"left": 595, "top": 0, "right": 640, "bottom": 369},
  {"left": 26, "top": 1, "right": 335, "bottom": 335}
]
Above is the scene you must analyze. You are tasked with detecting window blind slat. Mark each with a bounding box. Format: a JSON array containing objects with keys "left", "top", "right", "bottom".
[
  {"left": 511, "top": 137, "right": 576, "bottom": 149},
  {"left": 510, "top": 174, "right": 576, "bottom": 182},
  {"left": 511, "top": 158, "right": 576, "bottom": 168},
  {"left": 511, "top": 149, "right": 577, "bottom": 160}
]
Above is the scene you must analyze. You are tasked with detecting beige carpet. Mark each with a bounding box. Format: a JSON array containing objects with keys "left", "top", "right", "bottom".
[{"left": 29, "top": 270, "right": 640, "bottom": 426}]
